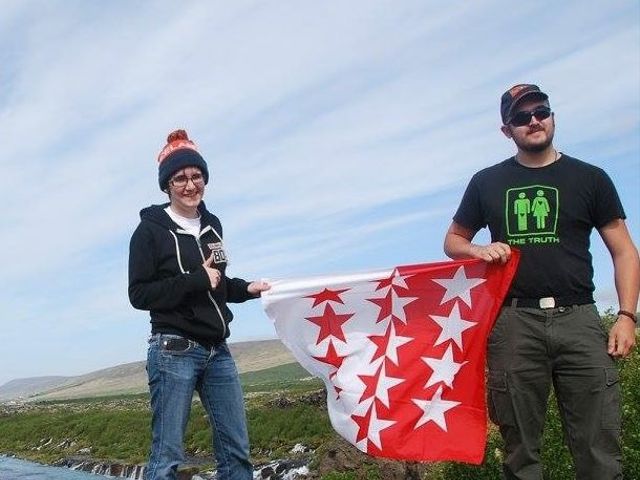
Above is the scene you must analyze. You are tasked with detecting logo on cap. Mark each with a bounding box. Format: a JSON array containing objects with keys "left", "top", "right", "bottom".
[{"left": 508, "top": 84, "right": 529, "bottom": 98}]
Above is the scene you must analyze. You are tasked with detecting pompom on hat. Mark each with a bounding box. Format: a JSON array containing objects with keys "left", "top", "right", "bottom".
[{"left": 157, "top": 129, "right": 209, "bottom": 190}]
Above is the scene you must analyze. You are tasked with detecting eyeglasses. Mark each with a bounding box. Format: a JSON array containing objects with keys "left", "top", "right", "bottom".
[
  {"left": 170, "top": 173, "right": 205, "bottom": 188},
  {"left": 508, "top": 106, "right": 552, "bottom": 127}
]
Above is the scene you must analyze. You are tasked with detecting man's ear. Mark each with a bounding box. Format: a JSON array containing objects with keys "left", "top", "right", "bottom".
[{"left": 501, "top": 125, "right": 513, "bottom": 139}]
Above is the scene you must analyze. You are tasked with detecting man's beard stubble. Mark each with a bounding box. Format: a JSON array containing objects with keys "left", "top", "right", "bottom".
[
  {"left": 518, "top": 136, "right": 554, "bottom": 152},
  {"left": 512, "top": 121, "right": 555, "bottom": 153}
]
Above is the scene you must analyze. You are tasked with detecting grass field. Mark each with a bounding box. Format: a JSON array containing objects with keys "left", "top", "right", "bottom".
[{"left": 0, "top": 362, "right": 328, "bottom": 465}]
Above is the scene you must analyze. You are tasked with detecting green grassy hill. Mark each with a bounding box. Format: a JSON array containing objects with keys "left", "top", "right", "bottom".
[
  {"left": 2, "top": 339, "right": 296, "bottom": 402},
  {"left": 240, "top": 361, "right": 322, "bottom": 393}
]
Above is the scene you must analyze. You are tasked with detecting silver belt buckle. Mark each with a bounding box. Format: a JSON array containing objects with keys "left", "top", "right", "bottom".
[{"left": 539, "top": 297, "right": 556, "bottom": 309}]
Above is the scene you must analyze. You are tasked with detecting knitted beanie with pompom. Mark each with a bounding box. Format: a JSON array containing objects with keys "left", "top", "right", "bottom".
[{"left": 157, "top": 129, "right": 209, "bottom": 190}]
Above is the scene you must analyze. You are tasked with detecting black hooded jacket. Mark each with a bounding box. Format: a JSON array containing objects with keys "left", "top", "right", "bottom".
[{"left": 128, "top": 202, "right": 255, "bottom": 347}]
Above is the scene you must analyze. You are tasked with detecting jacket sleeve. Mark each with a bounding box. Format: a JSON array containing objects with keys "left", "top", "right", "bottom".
[
  {"left": 225, "top": 276, "right": 257, "bottom": 303},
  {"left": 128, "top": 223, "right": 210, "bottom": 311}
]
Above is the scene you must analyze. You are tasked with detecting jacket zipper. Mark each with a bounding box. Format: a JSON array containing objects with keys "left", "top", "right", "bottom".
[{"left": 194, "top": 234, "right": 227, "bottom": 338}]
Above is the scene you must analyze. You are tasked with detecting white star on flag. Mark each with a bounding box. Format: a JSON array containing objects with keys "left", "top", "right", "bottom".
[
  {"left": 432, "top": 266, "right": 485, "bottom": 307},
  {"left": 391, "top": 269, "right": 410, "bottom": 289},
  {"left": 429, "top": 303, "right": 477, "bottom": 350},
  {"left": 368, "top": 283, "right": 417, "bottom": 324},
  {"left": 391, "top": 288, "right": 417, "bottom": 324},
  {"left": 422, "top": 344, "right": 468, "bottom": 388},
  {"left": 364, "top": 404, "right": 396, "bottom": 450},
  {"left": 375, "top": 364, "right": 405, "bottom": 408},
  {"left": 413, "top": 386, "right": 461, "bottom": 431},
  {"left": 385, "top": 322, "right": 412, "bottom": 365}
]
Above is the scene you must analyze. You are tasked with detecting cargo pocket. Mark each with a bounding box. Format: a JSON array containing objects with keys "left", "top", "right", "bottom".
[
  {"left": 583, "top": 304, "right": 609, "bottom": 343},
  {"left": 488, "top": 312, "right": 507, "bottom": 347},
  {"left": 487, "top": 370, "right": 515, "bottom": 427},
  {"left": 601, "top": 367, "right": 621, "bottom": 430}
]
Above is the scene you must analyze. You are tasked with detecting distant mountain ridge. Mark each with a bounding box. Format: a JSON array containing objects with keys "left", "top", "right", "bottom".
[
  {"left": 0, "top": 339, "right": 294, "bottom": 402},
  {"left": 0, "top": 376, "right": 69, "bottom": 402}
]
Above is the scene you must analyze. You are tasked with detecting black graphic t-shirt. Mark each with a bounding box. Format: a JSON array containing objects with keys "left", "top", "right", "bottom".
[{"left": 453, "top": 155, "right": 626, "bottom": 299}]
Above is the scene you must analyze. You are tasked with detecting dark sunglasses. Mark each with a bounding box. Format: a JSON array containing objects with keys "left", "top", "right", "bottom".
[{"left": 509, "top": 106, "right": 552, "bottom": 127}]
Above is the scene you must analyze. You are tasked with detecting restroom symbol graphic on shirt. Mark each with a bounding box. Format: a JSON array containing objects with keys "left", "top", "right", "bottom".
[{"left": 505, "top": 185, "right": 558, "bottom": 238}]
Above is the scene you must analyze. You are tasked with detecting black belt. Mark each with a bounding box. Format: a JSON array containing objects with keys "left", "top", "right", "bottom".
[
  {"left": 151, "top": 330, "right": 223, "bottom": 351},
  {"left": 503, "top": 294, "right": 593, "bottom": 309}
]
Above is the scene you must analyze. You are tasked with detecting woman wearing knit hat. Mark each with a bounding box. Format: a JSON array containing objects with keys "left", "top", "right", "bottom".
[{"left": 128, "top": 130, "right": 269, "bottom": 480}]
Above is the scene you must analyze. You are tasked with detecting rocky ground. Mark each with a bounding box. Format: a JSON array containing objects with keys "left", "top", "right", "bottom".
[
  {"left": 0, "top": 397, "right": 149, "bottom": 416},
  {"left": 51, "top": 451, "right": 312, "bottom": 479},
  {"left": 43, "top": 440, "right": 430, "bottom": 480}
]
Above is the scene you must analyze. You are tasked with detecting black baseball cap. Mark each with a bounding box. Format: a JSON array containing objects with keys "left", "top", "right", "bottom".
[{"left": 500, "top": 84, "right": 549, "bottom": 124}]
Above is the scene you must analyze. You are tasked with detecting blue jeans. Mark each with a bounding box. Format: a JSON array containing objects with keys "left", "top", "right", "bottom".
[{"left": 145, "top": 334, "right": 252, "bottom": 480}]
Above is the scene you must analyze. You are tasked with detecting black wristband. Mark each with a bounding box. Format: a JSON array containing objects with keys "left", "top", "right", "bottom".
[{"left": 617, "top": 310, "right": 637, "bottom": 323}]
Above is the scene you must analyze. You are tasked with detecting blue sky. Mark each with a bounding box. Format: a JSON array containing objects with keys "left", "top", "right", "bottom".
[{"left": 1, "top": 1, "right": 638, "bottom": 387}]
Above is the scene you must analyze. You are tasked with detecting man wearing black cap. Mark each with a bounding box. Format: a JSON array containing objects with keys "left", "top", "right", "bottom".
[{"left": 444, "top": 84, "right": 639, "bottom": 479}]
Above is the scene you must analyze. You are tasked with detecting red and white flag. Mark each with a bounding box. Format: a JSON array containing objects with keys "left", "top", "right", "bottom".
[{"left": 262, "top": 254, "right": 519, "bottom": 464}]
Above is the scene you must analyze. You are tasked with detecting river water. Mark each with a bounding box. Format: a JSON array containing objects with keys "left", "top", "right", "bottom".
[{"left": 0, "top": 457, "right": 108, "bottom": 480}]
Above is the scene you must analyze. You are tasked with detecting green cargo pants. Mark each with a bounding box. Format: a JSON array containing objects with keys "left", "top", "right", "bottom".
[{"left": 487, "top": 303, "right": 622, "bottom": 480}]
